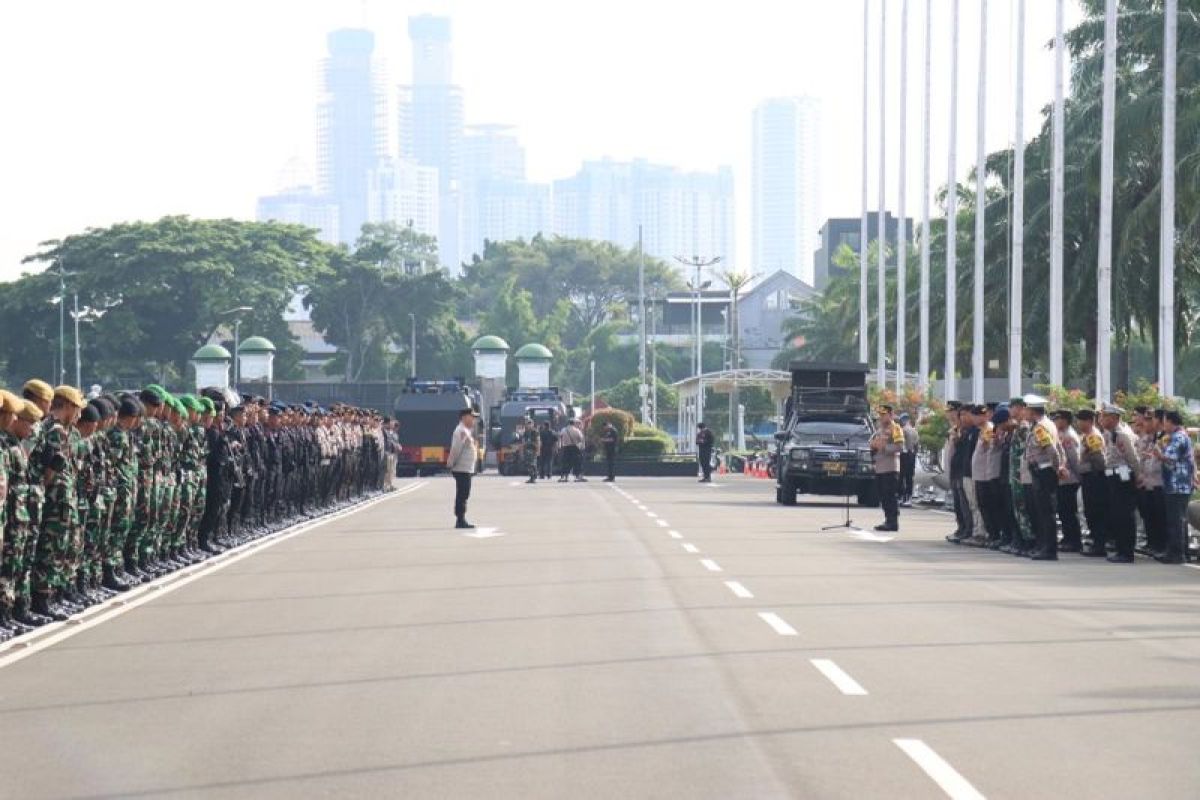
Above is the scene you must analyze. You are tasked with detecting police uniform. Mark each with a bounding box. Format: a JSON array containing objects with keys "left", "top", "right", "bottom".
[
  {"left": 1054, "top": 411, "right": 1084, "bottom": 552},
  {"left": 1075, "top": 410, "right": 1110, "bottom": 556},
  {"left": 1102, "top": 405, "right": 1141, "bottom": 562},
  {"left": 871, "top": 409, "right": 903, "bottom": 532},
  {"left": 1023, "top": 396, "right": 1064, "bottom": 560}
]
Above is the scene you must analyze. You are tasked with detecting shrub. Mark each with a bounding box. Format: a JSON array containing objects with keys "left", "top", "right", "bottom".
[
  {"left": 621, "top": 424, "right": 677, "bottom": 458},
  {"left": 586, "top": 407, "right": 636, "bottom": 448}
]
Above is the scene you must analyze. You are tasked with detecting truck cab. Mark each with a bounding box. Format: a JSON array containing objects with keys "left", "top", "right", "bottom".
[{"left": 774, "top": 361, "right": 878, "bottom": 506}]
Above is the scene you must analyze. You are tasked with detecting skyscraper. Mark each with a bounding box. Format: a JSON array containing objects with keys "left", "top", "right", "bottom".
[
  {"left": 316, "top": 29, "right": 387, "bottom": 245},
  {"left": 460, "top": 125, "right": 549, "bottom": 259},
  {"left": 367, "top": 158, "right": 440, "bottom": 241},
  {"left": 399, "top": 15, "right": 465, "bottom": 272},
  {"left": 553, "top": 159, "right": 735, "bottom": 277},
  {"left": 752, "top": 97, "right": 822, "bottom": 283}
]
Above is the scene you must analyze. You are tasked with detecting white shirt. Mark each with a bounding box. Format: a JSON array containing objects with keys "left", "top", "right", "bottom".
[{"left": 447, "top": 422, "right": 477, "bottom": 474}]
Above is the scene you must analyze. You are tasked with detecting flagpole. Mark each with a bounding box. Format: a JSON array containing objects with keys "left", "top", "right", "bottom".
[
  {"left": 1160, "top": 0, "right": 1177, "bottom": 396},
  {"left": 1010, "top": 0, "right": 1026, "bottom": 399},
  {"left": 971, "top": 0, "right": 987, "bottom": 404},
  {"left": 945, "top": 0, "right": 960, "bottom": 402},
  {"left": 1096, "top": 0, "right": 1117, "bottom": 402},
  {"left": 1049, "top": 0, "right": 1065, "bottom": 388},
  {"left": 877, "top": 0, "right": 888, "bottom": 388},
  {"left": 860, "top": 0, "right": 871, "bottom": 366},
  {"left": 919, "top": 0, "right": 932, "bottom": 391},
  {"left": 896, "top": 0, "right": 909, "bottom": 394}
]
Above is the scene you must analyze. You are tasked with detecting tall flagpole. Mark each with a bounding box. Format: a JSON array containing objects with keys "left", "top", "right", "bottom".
[
  {"left": 1096, "top": 0, "right": 1117, "bottom": 402},
  {"left": 1050, "top": 0, "right": 1065, "bottom": 387},
  {"left": 860, "top": 0, "right": 871, "bottom": 366},
  {"left": 1010, "top": 0, "right": 1026, "bottom": 399},
  {"left": 945, "top": 0, "right": 960, "bottom": 401},
  {"left": 1160, "top": 0, "right": 1177, "bottom": 397},
  {"left": 877, "top": 0, "right": 888, "bottom": 388},
  {"left": 971, "top": 0, "right": 987, "bottom": 404},
  {"left": 896, "top": 0, "right": 909, "bottom": 394},
  {"left": 919, "top": 0, "right": 932, "bottom": 390}
]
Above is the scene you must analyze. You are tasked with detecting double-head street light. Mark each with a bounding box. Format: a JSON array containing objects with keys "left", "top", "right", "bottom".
[
  {"left": 68, "top": 295, "right": 119, "bottom": 388},
  {"left": 676, "top": 255, "right": 720, "bottom": 440},
  {"left": 220, "top": 306, "right": 254, "bottom": 387}
]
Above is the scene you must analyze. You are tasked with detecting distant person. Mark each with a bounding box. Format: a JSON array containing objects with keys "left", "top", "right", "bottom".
[
  {"left": 538, "top": 422, "right": 557, "bottom": 480},
  {"left": 447, "top": 408, "right": 479, "bottom": 529},
  {"left": 898, "top": 413, "right": 918, "bottom": 505},
  {"left": 695, "top": 422, "right": 715, "bottom": 483},
  {"left": 870, "top": 404, "right": 903, "bottom": 532},
  {"left": 558, "top": 419, "right": 585, "bottom": 482},
  {"left": 600, "top": 421, "right": 619, "bottom": 482}
]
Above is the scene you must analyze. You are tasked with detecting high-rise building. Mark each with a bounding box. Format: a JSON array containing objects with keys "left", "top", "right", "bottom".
[
  {"left": 812, "top": 212, "right": 912, "bottom": 290},
  {"left": 316, "top": 29, "right": 387, "bottom": 245},
  {"left": 367, "top": 158, "right": 440, "bottom": 241},
  {"left": 399, "top": 15, "right": 465, "bottom": 272},
  {"left": 256, "top": 187, "right": 340, "bottom": 245},
  {"left": 459, "top": 125, "right": 549, "bottom": 259},
  {"left": 752, "top": 97, "right": 822, "bottom": 283},
  {"left": 553, "top": 159, "right": 735, "bottom": 278}
]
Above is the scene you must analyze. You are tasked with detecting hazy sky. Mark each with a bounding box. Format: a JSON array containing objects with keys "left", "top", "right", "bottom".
[{"left": 0, "top": 1, "right": 1084, "bottom": 283}]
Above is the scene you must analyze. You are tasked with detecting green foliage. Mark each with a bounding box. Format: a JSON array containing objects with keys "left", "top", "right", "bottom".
[
  {"left": 2, "top": 216, "right": 328, "bottom": 388},
  {"left": 918, "top": 412, "right": 950, "bottom": 456},
  {"left": 599, "top": 376, "right": 679, "bottom": 418},
  {"left": 622, "top": 423, "right": 676, "bottom": 457},
  {"left": 586, "top": 407, "right": 635, "bottom": 448}
]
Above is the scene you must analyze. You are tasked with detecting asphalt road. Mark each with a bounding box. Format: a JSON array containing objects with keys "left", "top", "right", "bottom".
[{"left": 1, "top": 474, "right": 1198, "bottom": 799}]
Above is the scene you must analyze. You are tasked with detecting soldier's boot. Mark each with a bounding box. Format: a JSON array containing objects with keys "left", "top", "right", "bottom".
[
  {"left": 14, "top": 601, "right": 51, "bottom": 628},
  {"left": 33, "top": 592, "right": 69, "bottom": 622},
  {"left": 1, "top": 606, "right": 35, "bottom": 637},
  {"left": 102, "top": 566, "right": 132, "bottom": 593}
]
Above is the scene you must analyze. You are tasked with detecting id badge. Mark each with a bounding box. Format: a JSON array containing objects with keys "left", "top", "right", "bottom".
[{"left": 1117, "top": 466, "right": 1131, "bottom": 481}]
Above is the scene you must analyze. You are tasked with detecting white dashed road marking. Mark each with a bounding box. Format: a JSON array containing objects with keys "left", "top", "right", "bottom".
[
  {"left": 655, "top": 520, "right": 669, "bottom": 528},
  {"left": 668, "top": 530, "right": 683, "bottom": 539},
  {"left": 810, "top": 658, "right": 868, "bottom": 695},
  {"left": 681, "top": 543, "right": 699, "bottom": 554},
  {"left": 893, "top": 739, "right": 986, "bottom": 800},
  {"left": 699, "top": 558, "right": 722, "bottom": 572},
  {"left": 723, "top": 581, "right": 753, "bottom": 599},
  {"left": 757, "top": 612, "right": 798, "bottom": 636}
]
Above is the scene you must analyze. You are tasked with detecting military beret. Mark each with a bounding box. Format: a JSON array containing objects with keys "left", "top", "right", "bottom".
[
  {"left": 0, "top": 390, "right": 21, "bottom": 414},
  {"left": 946, "top": 401, "right": 963, "bottom": 410},
  {"left": 118, "top": 398, "right": 142, "bottom": 418},
  {"left": 199, "top": 397, "right": 216, "bottom": 414},
  {"left": 179, "top": 395, "right": 201, "bottom": 413},
  {"left": 22, "top": 379, "right": 53, "bottom": 403},
  {"left": 79, "top": 404, "right": 101, "bottom": 423},
  {"left": 93, "top": 398, "right": 116, "bottom": 419},
  {"left": 17, "top": 400, "right": 43, "bottom": 423},
  {"left": 992, "top": 407, "right": 1011, "bottom": 425},
  {"left": 54, "top": 385, "right": 87, "bottom": 408},
  {"left": 1008, "top": 396, "right": 1027, "bottom": 407},
  {"left": 139, "top": 389, "right": 163, "bottom": 406},
  {"left": 229, "top": 404, "right": 246, "bottom": 416}
]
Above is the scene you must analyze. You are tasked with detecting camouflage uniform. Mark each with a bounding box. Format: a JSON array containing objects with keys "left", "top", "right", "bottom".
[
  {"left": 1, "top": 434, "right": 35, "bottom": 616},
  {"left": 29, "top": 419, "right": 80, "bottom": 600},
  {"left": 106, "top": 424, "right": 137, "bottom": 577},
  {"left": 521, "top": 427, "right": 540, "bottom": 481}
]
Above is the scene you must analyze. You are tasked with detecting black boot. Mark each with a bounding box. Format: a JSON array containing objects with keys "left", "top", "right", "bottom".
[
  {"left": 32, "top": 593, "right": 68, "bottom": 622},
  {"left": 455, "top": 518, "right": 475, "bottom": 530},
  {"left": 102, "top": 566, "right": 132, "bottom": 593},
  {"left": 14, "top": 600, "right": 51, "bottom": 627}
]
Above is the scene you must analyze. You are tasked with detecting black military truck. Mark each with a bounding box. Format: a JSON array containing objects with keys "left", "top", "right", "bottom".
[
  {"left": 773, "top": 361, "right": 878, "bottom": 506},
  {"left": 393, "top": 379, "right": 484, "bottom": 476},
  {"left": 489, "top": 388, "right": 573, "bottom": 476}
]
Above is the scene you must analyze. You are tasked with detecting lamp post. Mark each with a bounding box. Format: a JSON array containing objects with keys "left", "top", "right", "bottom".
[
  {"left": 220, "top": 306, "right": 254, "bottom": 388},
  {"left": 409, "top": 313, "right": 417, "bottom": 378},
  {"left": 69, "top": 295, "right": 115, "bottom": 389},
  {"left": 676, "top": 255, "right": 719, "bottom": 433}
]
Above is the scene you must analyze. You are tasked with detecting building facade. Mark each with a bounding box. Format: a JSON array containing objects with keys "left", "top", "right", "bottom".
[
  {"left": 367, "top": 157, "right": 440, "bottom": 240},
  {"left": 752, "top": 97, "right": 822, "bottom": 284},
  {"left": 256, "top": 188, "right": 341, "bottom": 245},
  {"left": 736, "top": 270, "right": 818, "bottom": 368},
  {"left": 812, "top": 212, "right": 913, "bottom": 290}
]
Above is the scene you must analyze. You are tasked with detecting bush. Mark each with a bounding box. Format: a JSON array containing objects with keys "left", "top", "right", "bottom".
[
  {"left": 622, "top": 424, "right": 677, "bottom": 458},
  {"left": 587, "top": 408, "right": 636, "bottom": 448}
]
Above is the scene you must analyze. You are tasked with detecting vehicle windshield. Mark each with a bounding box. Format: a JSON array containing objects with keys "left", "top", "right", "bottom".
[{"left": 791, "top": 420, "right": 871, "bottom": 438}]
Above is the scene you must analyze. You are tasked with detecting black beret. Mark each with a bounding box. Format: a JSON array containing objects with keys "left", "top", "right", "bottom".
[
  {"left": 118, "top": 398, "right": 141, "bottom": 418},
  {"left": 94, "top": 398, "right": 116, "bottom": 419},
  {"left": 79, "top": 404, "right": 101, "bottom": 423}
]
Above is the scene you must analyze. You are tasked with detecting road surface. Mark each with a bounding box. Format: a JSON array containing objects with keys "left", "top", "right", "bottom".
[{"left": 0, "top": 475, "right": 1197, "bottom": 799}]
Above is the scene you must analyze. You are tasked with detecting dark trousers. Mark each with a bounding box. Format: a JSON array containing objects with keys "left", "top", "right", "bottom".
[
  {"left": 538, "top": 452, "right": 554, "bottom": 479},
  {"left": 995, "top": 480, "right": 1015, "bottom": 544},
  {"left": 1080, "top": 472, "right": 1109, "bottom": 547},
  {"left": 1106, "top": 475, "right": 1138, "bottom": 557},
  {"left": 1056, "top": 483, "right": 1082, "bottom": 548},
  {"left": 698, "top": 448, "right": 713, "bottom": 480},
  {"left": 876, "top": 471, "right": 899, "bottom": 527},
  {"left": 1029, "top": 467, "right": 1059, "bottom": 555},
  {"left": 559, "top": 446, "right": 576, "bottom": 479},
  {"left": 951, "top": 477, "right": 972, "bottom": 537},
  {"left": 1163, "top": 492, "right": 1190, "bottom": 560},
  {"left": 604, "top": 445, "right": 616, "bottom": 480},
  {"left": 899, "top": 453, "right": 916, "bottom": 500},
  {"left": 975, "top": 479, "right": 998, "bottom": 539},
  {"left": 1137, "top": 487, "right": 1166, "bottom": 552},
  {"left": 452, "top": 471, "right": 472, "bottom": 520}
]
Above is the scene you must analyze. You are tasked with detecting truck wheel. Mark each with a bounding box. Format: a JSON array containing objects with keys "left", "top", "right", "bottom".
[
  {"left": 857, "top": 484, "right": 879, "bottom": 507},
  {"left": 779, "top": 476, "right": 798, "bottom": 506}
]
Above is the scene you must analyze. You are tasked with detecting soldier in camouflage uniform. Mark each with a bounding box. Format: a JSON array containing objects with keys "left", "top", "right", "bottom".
[
  {"left": 519, "top": 418, "right": 541, "bottom": 484},
  {"left": 72, "top": 402, "right": 105, "bottom": 603},
  {"left": 104, "top": 397, "right": 141, "bottom": 590},
  {"left": 1, "top": 398, "right": 48, "bottom": 632}
]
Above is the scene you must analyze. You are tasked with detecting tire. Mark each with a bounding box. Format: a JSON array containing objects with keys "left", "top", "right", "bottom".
[{"left": 780, "top": 475, "right": 798, "bottom": 506}]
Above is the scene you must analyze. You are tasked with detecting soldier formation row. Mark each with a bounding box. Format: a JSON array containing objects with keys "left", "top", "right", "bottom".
[
  {"left": 941, "top": 396, "right": 1196, "bottom": 563},
  {"left": 0, "top": 379, "right": 396, "bottom": 641}
]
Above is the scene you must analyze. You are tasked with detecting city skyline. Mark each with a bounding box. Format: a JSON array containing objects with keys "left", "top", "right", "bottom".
[{"left": 0, "top": 1, "right": 1083, "bottom": 283}]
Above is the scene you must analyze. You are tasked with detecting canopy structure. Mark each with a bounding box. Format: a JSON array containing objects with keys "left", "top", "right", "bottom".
[{"left": 671, "top": 369, "right": 792, "bottom": 452}]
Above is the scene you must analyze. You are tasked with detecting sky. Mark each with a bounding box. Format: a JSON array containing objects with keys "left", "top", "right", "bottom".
[{"left": 0, "top": 0, "right": 1085, "bottom": 284}]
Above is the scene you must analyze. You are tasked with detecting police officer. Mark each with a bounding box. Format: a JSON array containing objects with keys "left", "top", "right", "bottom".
[
  {"left": 899, "top": 413, "right": 918, "bottom": 505},
  {"left": 696, "top": 422, "right": 715, "bottom": 483},
  {"left": 1023, "top": 395, "right": 1063, "bottom": 561},
  {"left": 1100, "top": 403, "right": 1140, "bottom": 563},
  {"left": 600, "top": 421, "right": 619, "bottom": 483},
  {"left": 1053, "top": 409, "right": 1084, "bottom": 553},
  {"left": 870, "top": 404, "right": 903, "bottom": 532},
  {"left": 537, "top": 422, "right": 557, "bottom": 480},
  {"left": 1075, "top": 409, "right": 1110, "bottom": 557}
]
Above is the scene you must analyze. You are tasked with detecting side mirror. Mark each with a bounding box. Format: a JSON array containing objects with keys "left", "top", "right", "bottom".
[{"left": 773, "top": 431, "right": 789, "bottom": 442}]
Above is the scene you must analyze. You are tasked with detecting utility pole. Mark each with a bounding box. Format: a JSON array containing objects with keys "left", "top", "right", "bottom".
[{"left": 638, "top": 226, "right": 649, "bottom": 424}]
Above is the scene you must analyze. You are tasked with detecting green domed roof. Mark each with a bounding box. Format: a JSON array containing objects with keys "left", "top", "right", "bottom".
[
  {"left": 238, "top": 336, "right": 276, "bottom": 353},
  {"left": 514, "top": 343, "right": 552, "bottom": 360},
  {"left": 192, "top": 344, "right": 232, "bottom": 361},
  {"left": 471, "top": 335, "right": 511, "bottom": 352}
]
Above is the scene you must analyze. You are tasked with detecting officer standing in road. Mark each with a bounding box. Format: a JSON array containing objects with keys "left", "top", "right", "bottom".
[
  {"left": 1075, "top": 409, "right": 1110, "bottom": 557},
  {"left": 1052, "top": 409, "right": 1083, "bottom": 553},
  {"left": 696, "top": 422, "right": 715, "bottom": 483},
  {"left": 899, "top": 413, "right": 918, "bottom": 506},
  {"left": 447, "top": 407, "right": 479, "bottom": 529},
  {"left": 870, "top": 405, "right": 903, "bottom": 532},
  {"left": 537, "top": 422, "right": 557, "bottom": 480},
  {"left": 600, "top": 421, "right": 619, "bottom": 483},
  {"left": 1023, "top": 395, "right": 1063, "bottom": 561},
  {"left": 1100, "top": 403, "right": 1141, "bottom": 563},
  {"left": 520, "top": 417, "right": 540, "bottom": 484}
]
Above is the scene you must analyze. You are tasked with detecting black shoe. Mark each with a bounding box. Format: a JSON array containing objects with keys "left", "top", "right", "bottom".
[
  {"left": 455, "top": 519, "right": 475, "bottom": 530},
  {"left": 102, "top": 569, "right": 132, "bottom": 593},
  {"left": 875, "top": 523, "right": 898, "bottom": 532},
  {"left": 33, "top": 597, "right": 68, "bottom": 622},
  {"left": 1107, "top": 553, "right": 1135, "bottom": 563},
  {"left": 1058, "top": 543, "right": 1082, "bottom": 553},
  {"left": 1155, "top": 554, "right": 1186, "bottom": 564},
  {"left": 945, "top": 534, "right": 966, "bottom": 544},
  {"left": 575, "top": 477, "right": 588, "bottom": 482},
  {"left": 1031, "top": 551, "right": 1058, "bottom": 561},
  {"left": 603, "top": 477, "right": 615, "bottom": 482},
  {"left": 1080, "top": 546, "right": 1107, "bottom": 557},
  {"left": 15, "top": 607, "right": 50, "bottom": 627}
]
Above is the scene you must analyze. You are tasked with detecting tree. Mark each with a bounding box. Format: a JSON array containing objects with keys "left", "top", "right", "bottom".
[{"left": 2, "top": 216, "right": 330, "bottom": 387}]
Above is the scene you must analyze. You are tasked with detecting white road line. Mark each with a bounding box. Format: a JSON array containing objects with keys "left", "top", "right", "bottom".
[
  {"left": 0, "top": 486, "right": 420, "bottom": 670},
  {"left": 1185, "top": 564, "right": 1200, "bottom": 571},
  {"left": 893, "top": 739, "right": 986, "bottom": 800},
  {"left": 645, "top": 511, "right": 658, "bottom": 518},
  {"left": 699, "top": 558, "right": 722, "bottom": 572},
  {"left": 655, "top": 520, "right": 669, "bottom": 528},
  {"left": 668, "top": 530, "right": 683, "bottom": 539},
  {"left": 810, "top": 658, "right": 868, "bottom": 695},
  {"left": 757, "top": 611, "right": 797, "bottom": 636},
  {"left": 682, "top": 543, "right": 699, "bottom": 554},
  {"left": 724, "top": 580, "right": 753, "bottom": 599}
]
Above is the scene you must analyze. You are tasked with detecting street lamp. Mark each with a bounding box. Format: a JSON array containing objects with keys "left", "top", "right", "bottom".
[
  {"left": 220, "top": 306, "right": 254, "bottom": 387},
  {"left": 69, "top": 294, "right": 118, "bottom": 388},
  {"left": 676, "top": 255, "right": 720, "bottom": 441},
  {"left": 409, "top": 312, "right": 417, "bottom": 378}
]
